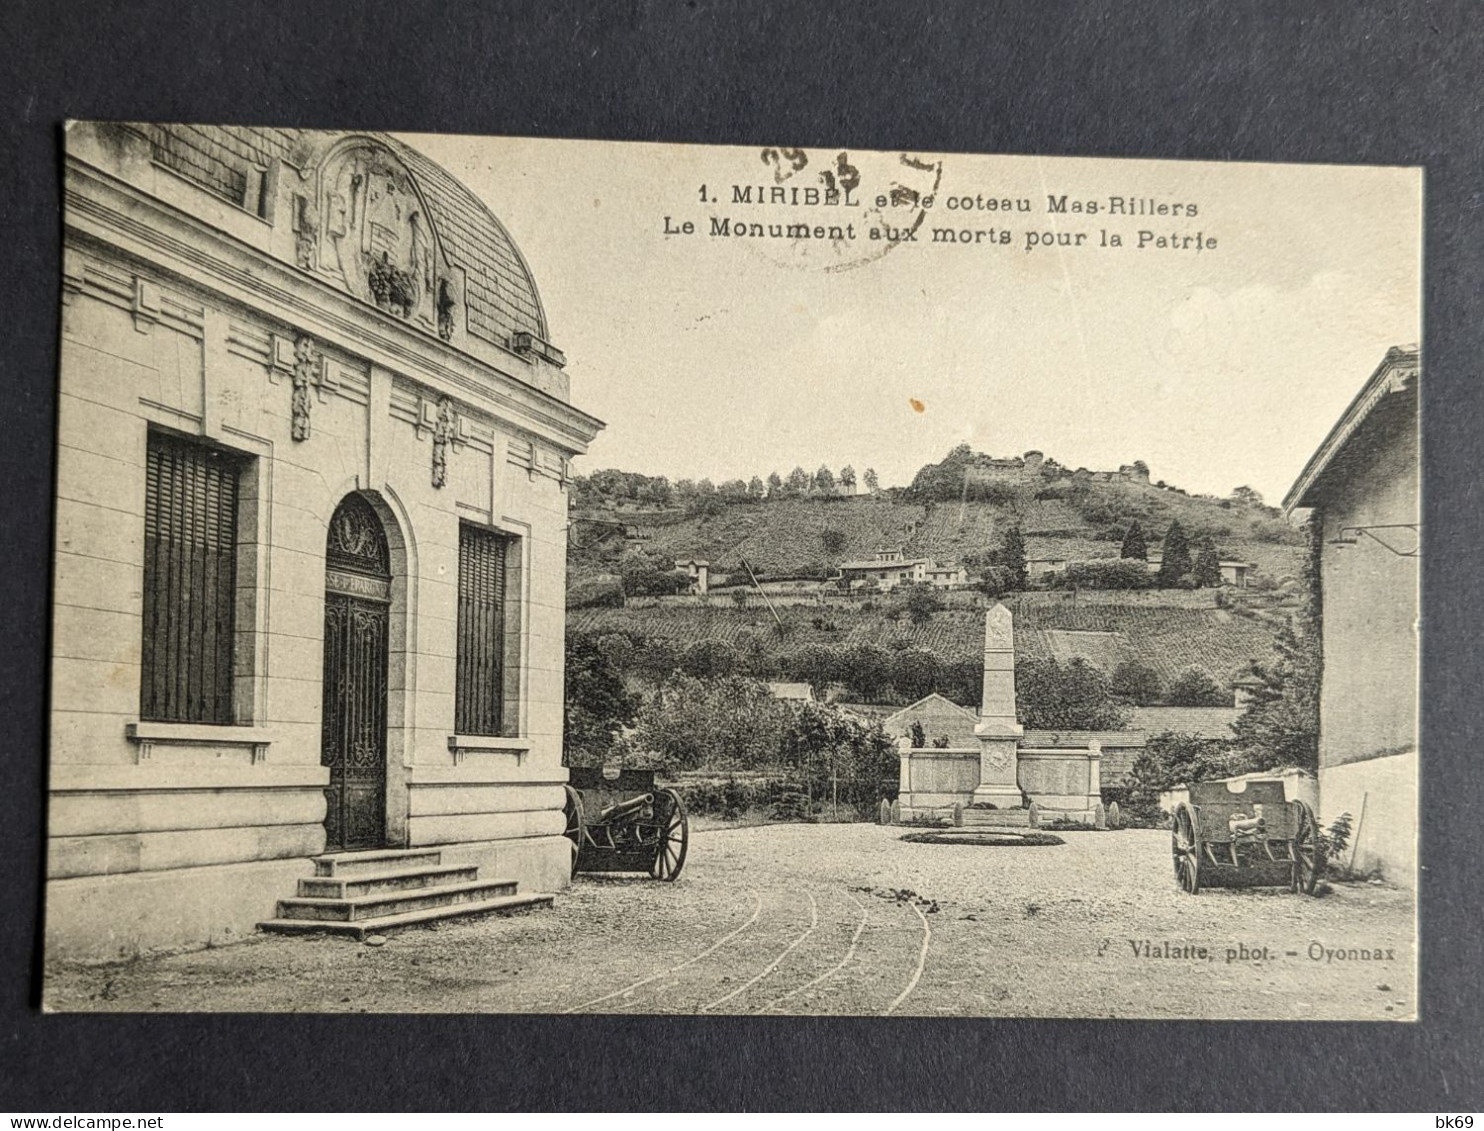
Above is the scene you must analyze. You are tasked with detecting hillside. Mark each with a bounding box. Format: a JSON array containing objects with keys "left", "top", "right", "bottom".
[{"left": 569, "top": 475, "right": 1304, "bottom": 587}]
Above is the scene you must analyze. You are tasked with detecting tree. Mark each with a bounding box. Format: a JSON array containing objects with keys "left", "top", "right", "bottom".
[
  {"left": 1230, "top": 485, "right": 1264, "bottom": 507},
  {"left": 890, "top": 648, "right": 942, "bottom": 702},
  {"left": 1123, "top": 731, "right": 1242, "bottom": 818},
  {"left": 821, "top": 528, "right": 848, "bottom": 556},
  {"left": 1155, "top": 519, "right": 1192, "bottom": 587},
  {"left": 766, "top": 471, "right": 783, "bottom": 497},
  {"left": 695, "top": 477, "right": 716, "bottom": 496},
  {"left": 838, "top": 642, "right": 891, "bottom": 701},
  {"left": 901, "top": 584, "right": 942, "bottom": 626},
  {"left": 680, "top": 638, "right": 741, "bottom": 679},
  {"left": 786, "top": 466, "right": 810, "bottom": 495},
  {"left": 747, "top": 475, "right": 767, "bottom": 501},
  {"left": 839, "top": 465, "right": 857, "bottom": 490},
  {"left": 1000, "top": 524, "right": 1028, "bottom": 590},
  {"left": 563, "top": 634, "right": 639, "bottom": 766},
  {"left": 1164, "top": 666, "right": 1230, "bottom": 707},
  {"left": 1110, "top": 659, "right": 1164, "bottom": 705},
  {"left": 908, "top": 443, "right": 976, "bottom": 502},
  {"left": 814, "top": 465, "right": 836, "bottom": 495},
  {"left": 863, "top": 467, "right": 879, "bottom": 492},
  {"left": 1192, "top": 537, "right": 1222, "bottom": 588},
  {"left": 627, "top": 673, "right": 789, "bottom": 772},
  {"left": 973, "top": 564, "right": 1015, "bottom": 599},
  {"left": 637, "top": 477, "right": 672, "bottom": 507},
  {"left": 618, "top": 548, "right": 689, "bottom": 597},
  {"left": 779, "top": 702, "right": 899, "bottom": 809},
  {"left": 1229, "top": 519, "right": 1321, "bottom": 772},
  {"left": 783, "top": 642, "right": 840, "bottom": 694},
  {"left": 1016, "top": 657, "right": 1129, "bottom": 730},
  {"left": 1120, "top": 519, "right": 1148, "bottom": 561},
  {"left": 718, "top": 478, "right": 750, "bottom": 502}
]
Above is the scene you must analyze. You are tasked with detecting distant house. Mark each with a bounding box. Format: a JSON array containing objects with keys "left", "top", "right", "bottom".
[
  {"left": 1283, "top": 345, "right": 1419, "bottom": 886},
  {"left": 673, "top": 557, "right": 710, "bottom": 595},
  {"left": 765, "top": 681, "right": 815, "bottom": 704},
  {"left": 882, "top": 694, "right": 979, "bottom": 747},
  {"left": 1145, "top": 553, "right": 1258, "bottom": 587},
  {"left": 1026, "top": 555, "right": 1070, "bottom": 578},
  {"left": 836, "top": 548, "right": 965, "bottom": 591},
  {"left": 923, "top": 561, "right": 969, "bottom": 588},
  {"left": 837, "top": 548, "right": 928, "bottom": 590}
]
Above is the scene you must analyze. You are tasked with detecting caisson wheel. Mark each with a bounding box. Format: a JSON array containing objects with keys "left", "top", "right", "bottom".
[
  {"left": 650, "top": 788, "right": 689, "bottom": 881},
  {"left": 562, "top": 784, "right": 585, "bottom": 879},
  {"left": 1291, "top": 801, "right": 1322, "bottom": 895},
  {"left": 1172, "top": 803, "right": 1201, "bottom": 894}
]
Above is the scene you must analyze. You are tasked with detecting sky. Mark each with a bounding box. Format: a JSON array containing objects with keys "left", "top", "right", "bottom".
[{"left": 401, "top": 133, "right": 1421, "bottom": 504}]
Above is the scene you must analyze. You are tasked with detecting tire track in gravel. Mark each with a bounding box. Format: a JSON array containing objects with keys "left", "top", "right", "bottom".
[
  {"left": 701, "top": 892, "right": 819, "bottom": 1013},
  {"left": 562, "top": 889, "right": 762, "bottom": 1013},
  {"left": 883, "top": 898, "right": 932, "bottom": 1015},
  {"left": 754, "top": 889, "right": 869, "bottom": 1014}
]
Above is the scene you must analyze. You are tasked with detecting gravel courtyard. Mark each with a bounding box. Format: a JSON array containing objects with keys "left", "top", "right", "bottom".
[{"left": 44, "top": 823, "right": 1416, "bottom": 1019}]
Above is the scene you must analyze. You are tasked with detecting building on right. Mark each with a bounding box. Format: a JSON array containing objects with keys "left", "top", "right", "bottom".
[{"left": 1283, "top": 344, "right": 1419, "bottom": 886}]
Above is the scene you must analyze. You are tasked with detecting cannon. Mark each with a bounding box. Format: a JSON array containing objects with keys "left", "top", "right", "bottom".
[
  {"left": 1171, "top": 779, "right": 1322, "bottom": 895},
  {"left": 562, "top": 767, "right": 689, "bottom": 881}
]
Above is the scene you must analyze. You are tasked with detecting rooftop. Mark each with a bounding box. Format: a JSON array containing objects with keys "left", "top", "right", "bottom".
[
  {"left": 116, "top": 124, "right": 548, "bottom": 351},
  {"left": 1283, "top": 345, "right": 1420, "bottom": 513}
]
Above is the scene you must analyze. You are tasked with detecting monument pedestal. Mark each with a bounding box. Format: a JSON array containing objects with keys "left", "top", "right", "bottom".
[{"left": 971, "top": 722, "right": 1024, "bottom": 810}]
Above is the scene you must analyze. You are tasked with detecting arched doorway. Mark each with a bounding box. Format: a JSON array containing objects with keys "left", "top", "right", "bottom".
[{"left": 321, "top": 493, "right": 392, "bottom": 851}]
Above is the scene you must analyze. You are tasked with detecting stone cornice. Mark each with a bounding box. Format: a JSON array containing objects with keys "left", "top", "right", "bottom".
[
  {"left": 1282, "top": 345, "right": 1419, "bottom": 514},
  {"left": 64, "top": 157, "right": 605, "bottom": 455}
]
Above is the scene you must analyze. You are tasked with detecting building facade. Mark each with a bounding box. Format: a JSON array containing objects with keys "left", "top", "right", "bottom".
[
  {"left": 835, "top": 548, "right": 966, "bottom": 591},
  {"left": 1283, "top": 345, "right": 1419, "bottom": 886},
  {"left": 48, "top": 124, "right": 602, "bottom": 960}
]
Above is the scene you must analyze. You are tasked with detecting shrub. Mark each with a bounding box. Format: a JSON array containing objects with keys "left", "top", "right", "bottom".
[
  {"left": 1110, "top": 659, "right": 1164, "bottom": 705},
  {"left": 899, "top": 584, "right": 942, "bottom": 625},
  {"left": 1319, "top": 811, "right": 1353, "bottom": 865},
  {"left": 1165, "top": 667, "right": 1231, "bottom": 707},
  {"left": 1060, "top": 559, "right": 1153, "bottom": 590},
  {"left": 626, "top": 673, "right": 789, "bottom": 772},
  {"left": 1016, "top": 657, "right": 1129, "bottom": 731},
  {"left": 1122, "top": 731, "right": 1242, "bottom": 819},
  {"left": 567, "top": 576, "right": 624, "bottom": 609},
  {"left": 563, "top": 634, "right": 640, "bottom": 766},
  {"left": 680, "top": 638, "right": 741, "bottom": 678}
]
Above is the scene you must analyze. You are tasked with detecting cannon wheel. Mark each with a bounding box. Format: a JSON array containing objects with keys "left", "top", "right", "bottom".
[
  {"left": 1291, "top": 800, "right": 1322, "bottom": 895},
  {"left": 1172, "top": 802, "right": 1201, "bottom": 894},
  {"left": 562, "top": 784, "right": 585, "bottom": 879},
  {"left": 650, "top": 788, "right": 689, "bottom": 881}
]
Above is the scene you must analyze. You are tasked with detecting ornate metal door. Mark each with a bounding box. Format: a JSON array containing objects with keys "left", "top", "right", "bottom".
[{"left": 321, "top": 494, "right": 392, "bottom": 852}]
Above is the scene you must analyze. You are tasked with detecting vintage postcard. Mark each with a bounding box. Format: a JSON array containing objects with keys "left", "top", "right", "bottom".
[{"left": 44, "top": 124, "right": 1419, "bottom": 1018}]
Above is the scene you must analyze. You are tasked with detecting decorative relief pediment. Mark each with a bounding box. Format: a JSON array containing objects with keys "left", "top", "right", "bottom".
[{"left": 297, "top": 141, "right": 460, "bottom": 342}]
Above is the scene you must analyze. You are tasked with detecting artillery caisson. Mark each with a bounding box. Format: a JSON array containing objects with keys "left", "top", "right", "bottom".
[
  {"left": 1171, "top": 779, "right": 1322, "bottom": 895},
  {"left": 562, "top": 767, "right": 689, "bottom": 881}
]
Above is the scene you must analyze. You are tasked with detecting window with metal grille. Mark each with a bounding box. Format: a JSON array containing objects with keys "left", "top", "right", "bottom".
[
  {"left": 140, "top": 431, "right": 241, "bottom": 724},
  {"left": 456, "top": 523, "right": 513, "bottom": 735}
]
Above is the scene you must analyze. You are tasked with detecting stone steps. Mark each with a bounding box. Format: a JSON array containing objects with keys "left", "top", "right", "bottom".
[
  {"left": 297, "top": 863, "right": 480, "bottom": 900},
  {"left": 259, "top": 847, "right": 553, "bottom": 940},
  {"left": 961, "top": 807, "right": 1034, "bottom": 828},
  {"left": 258, "top": 892, "right": 555, "bottom": 941},
  {"left": 312, "top": 848, "right": 444, "bottom": 877}
]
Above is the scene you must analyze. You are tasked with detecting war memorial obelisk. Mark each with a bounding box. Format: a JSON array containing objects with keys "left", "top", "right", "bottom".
[{"left": 971, "top": 602, "right": 1025, "bottom": 808}]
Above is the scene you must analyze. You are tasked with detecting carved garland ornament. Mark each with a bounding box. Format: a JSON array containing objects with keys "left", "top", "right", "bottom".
[
  {"left": 431, "top": 398, "right": 457, "bottom": 488},
  {"left": 291, "top": 335, "right": 320, "bottom": 441}
]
